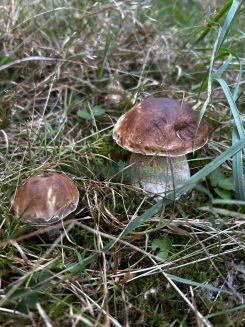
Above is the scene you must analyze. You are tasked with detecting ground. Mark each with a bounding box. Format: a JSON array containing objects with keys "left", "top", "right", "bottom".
[{"left": 0, "top": 1, "right": 245, "bottom": 326}]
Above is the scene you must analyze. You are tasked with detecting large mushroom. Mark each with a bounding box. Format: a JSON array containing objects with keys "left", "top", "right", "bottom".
[
  {"left": 113, "top": 98, "right": 208, "bottom": 198},
  {"left": 11, "top": 172, "right": 79, "bottom": 226}
]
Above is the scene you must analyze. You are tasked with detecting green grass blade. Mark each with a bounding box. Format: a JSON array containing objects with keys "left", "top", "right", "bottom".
[
  {"left": 215, "top": 0, "right": 241, "bottom": 54},
  {"left": 215, "top": 77, "right": 245, "bottom": 199},
  {"left": 232, "top": 128, "right": 245, "bottom": 200},
  {"left": 205, "top": 303, "right": 245, "bottom": 319},
  {"left": 98, "top": 31, "right": 113, "bottom": 80},
  {"left": 215, "top": 78, "right": 245, "bottom": 139},
  {"left": 213, "top": 53, "right": 242, "bottom": 99},
  {"left": 194, "top": 0, "right": 232, "bottom": 44},
  {"left": 213, "top": 53, "right": 233, "bottom": 78},
  {"left": 199, "top": 206, "right": 245, "bottom": 220},
  {"left": 196, "top": 27, "right": 221, "bottom": 135},
  {"left": 212, "top": 199, "right": 245, "bottom": 205},
  {"left": 121, "top": 138, "right": 245, "bottom": 236},
  {"left": 233, "top": 56, "right": 242, "bottom": 101},
  {"left": 166, "top": 273, "right": 231, "bottom": 294},
  {"left": 197, "top": 0, "right": 241, "bottom": 125}
]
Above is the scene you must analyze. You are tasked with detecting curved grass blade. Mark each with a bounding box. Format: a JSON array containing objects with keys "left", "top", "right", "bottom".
[
  {"left": 215, "top": 77, "right": 245, "bottom": 199},
  {"left": 121, "top": 138, "right": 245, "bottom": 236},
  {"left": 195, "top": 28, "right": 221, "bottom": 144},
  {"left": 233, "top": 55, "right": 242, "bottom": 101},
  {"left": 215, "top": 78, "right": 245, "bottom": 139},
  {"left": 197, "top": 0, "right": 241, "bottom": 124},
  {"left": 213, "top": 53, "right": 233, "bottom": 78},
  {"left": 215, "top": 0, "right": 241, "bottom": 54}
]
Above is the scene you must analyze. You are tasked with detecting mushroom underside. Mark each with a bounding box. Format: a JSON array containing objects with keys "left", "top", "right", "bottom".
[
  {"left": 130, "top": 153, "right": 190, "bottom": 198},
  {"left": 20, "top": 200, "right": 79, "bottom": 226}
]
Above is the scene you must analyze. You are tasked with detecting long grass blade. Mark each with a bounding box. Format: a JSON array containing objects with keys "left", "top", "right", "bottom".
[
  {"left": 212, "top": 199, "right": 245, "bottom": 205},
  {"left": 215, "top": 78, "right": 245, "bottom": 140},
  {"left": 194, "top": 0, "right": 232, "bottom": 44},
  {"left": 233, "top": 55, "right": 242, "bottom": 101},
  {"left": 166, "top": 273, "right": 231, "bottom": 294},
  {"left": 205, "top": 303, "right": 245, "bottom": 319},
  {"left": 121, "top": 138, "right": 245, "bottom": 236},
  {"left": 214, "top": 77, "right": 245, "bottom": 199},
  {"left": 215, "top": 0, "right": 240, "bottom": 54},
  {"left": 232, "top": 128, "right": 245, "bottom": 200},
  {"left": 213, "top": 53, "right": 233, "bottom": 78}
]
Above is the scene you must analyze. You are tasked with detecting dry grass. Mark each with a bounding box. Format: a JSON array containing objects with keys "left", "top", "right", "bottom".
[{"left": 0, "top": 1, "right": 245, "bottom": 326}]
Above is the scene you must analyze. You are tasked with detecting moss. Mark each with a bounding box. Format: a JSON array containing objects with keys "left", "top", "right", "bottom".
[
  {"left": 0, "top": 314, "right": 30, "bottom": 325},
  {"left": 114, "top": 275, "right": 189, "bottom": 326},
  {"left": 0, "top": 0, "right": 244, "bottom": 326}
]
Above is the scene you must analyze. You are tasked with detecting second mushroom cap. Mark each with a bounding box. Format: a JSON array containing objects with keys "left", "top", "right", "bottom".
[{"left": 11, "top": 172, "right": 79, "bottom": 225}]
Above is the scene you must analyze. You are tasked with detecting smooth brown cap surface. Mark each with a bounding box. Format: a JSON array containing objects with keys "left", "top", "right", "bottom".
[
  {"left": 11, "top": 172, "right": 79, "bottom": 225},
  {"left": 113, "top": 98, "right": 208, "bottom": 156}
]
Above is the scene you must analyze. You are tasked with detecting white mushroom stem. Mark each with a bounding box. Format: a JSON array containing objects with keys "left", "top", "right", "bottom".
[{"left": 130, "top": 153, "right": 190, "bottom": 199}]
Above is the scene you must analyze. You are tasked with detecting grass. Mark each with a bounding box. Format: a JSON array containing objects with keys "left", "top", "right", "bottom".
[{"left": 0, "top": 0, "right": 245, "bottom": 326}]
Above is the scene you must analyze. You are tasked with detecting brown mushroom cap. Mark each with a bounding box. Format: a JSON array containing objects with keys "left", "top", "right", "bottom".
[
  {"left": 113, "top": 98, "right": 208, "bottom": 156},
  {"left": 11, "top": 172, "right": 79, "bottom": 225}
]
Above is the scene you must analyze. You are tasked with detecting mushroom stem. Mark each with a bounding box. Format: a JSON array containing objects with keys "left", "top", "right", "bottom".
[
  {"left": 130, "top": 153, "right": 190, "bottom": 198},
  {"left": 43, "top": 227, "right": 60, "bottom": 242},
  {"left": 28, "top": 225, "right": 60, "bottom": 242}
]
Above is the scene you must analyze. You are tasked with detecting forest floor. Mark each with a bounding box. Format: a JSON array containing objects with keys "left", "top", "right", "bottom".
[{"left": 0, "top": 1, "right": 245, "bottom": 326}]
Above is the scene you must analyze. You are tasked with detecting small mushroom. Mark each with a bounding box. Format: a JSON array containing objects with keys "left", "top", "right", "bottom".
[
  {"left": 113, "top": 98, "right": 208, "bottom": 198},
  {"left": 11, "top": 172, "right": 79, "bottom": 227}
]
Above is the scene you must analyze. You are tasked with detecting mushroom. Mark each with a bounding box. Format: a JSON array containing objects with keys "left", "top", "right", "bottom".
[
  {"left": 113, "top": 98, "right": 208, "bottom": 198},
  {"left": 11, "top": 172, "right": 79, "bottom": 227}
]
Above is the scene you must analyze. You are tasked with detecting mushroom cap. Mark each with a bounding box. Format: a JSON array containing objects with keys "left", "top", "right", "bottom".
[
  {"left": 11, "top": 172, "right": 79, "bottom": 225},
  {"left": 113, "top": 98, "right": 208, "bottom": 157}
]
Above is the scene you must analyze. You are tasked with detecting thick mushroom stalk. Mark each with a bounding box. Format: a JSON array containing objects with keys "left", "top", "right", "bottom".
[
  {"left": 130, "top": 153, "right": 190, "bottom": 197},
  {"left": 113, "top": 98, "right": 208, "bottom": 199}
]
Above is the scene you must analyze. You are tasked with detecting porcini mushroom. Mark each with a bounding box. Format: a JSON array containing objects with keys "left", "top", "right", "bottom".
[
  {"left": 113, "top": 98, "right": 208, "bottom": 198},
  {"left": 11, "top": 172, "right": 79, "bottom": 226}
]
